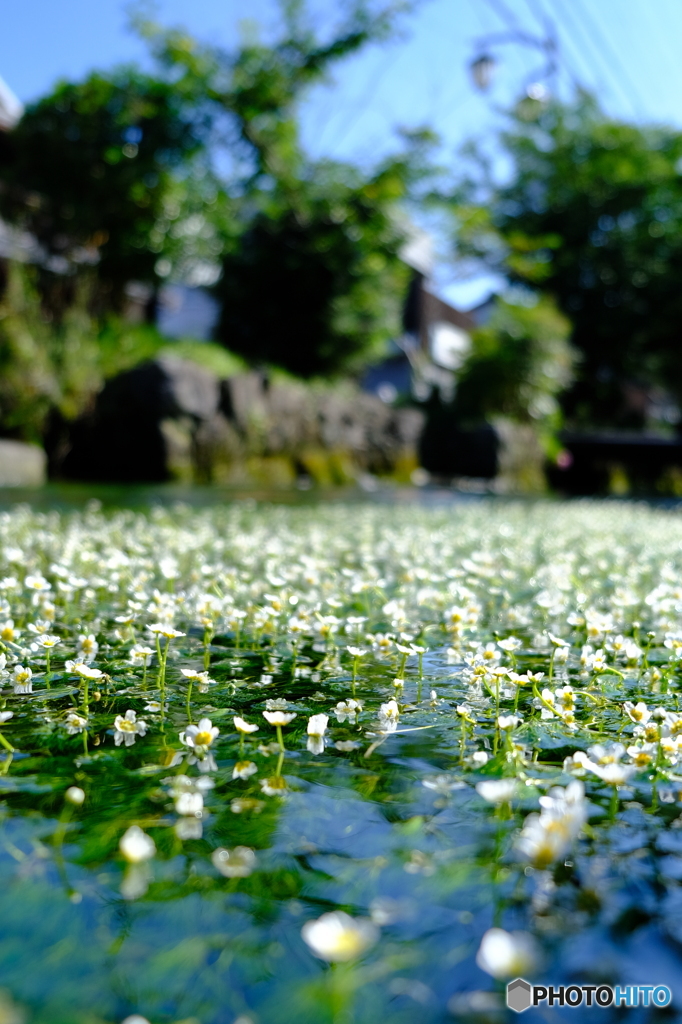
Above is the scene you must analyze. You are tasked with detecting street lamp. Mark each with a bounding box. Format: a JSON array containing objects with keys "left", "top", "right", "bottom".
[
  {"left": 468, "top": 26, "right": 557, "bottom": 97},
  {"left": 470, "top": 53, "right": 497, "bottom": 92}
]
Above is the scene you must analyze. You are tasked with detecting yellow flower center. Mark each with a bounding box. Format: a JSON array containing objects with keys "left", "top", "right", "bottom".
[{"left": 194, "top": 730, "right": 213, "bottom": 747}]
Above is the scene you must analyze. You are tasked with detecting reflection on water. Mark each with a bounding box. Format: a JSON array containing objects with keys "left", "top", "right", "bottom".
[{"left": 0, "top": 500, "right": 680, "bottom": 1022}]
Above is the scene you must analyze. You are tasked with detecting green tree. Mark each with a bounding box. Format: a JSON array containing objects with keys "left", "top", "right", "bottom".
[
  {"left": 456, "top": 294, "right": 575, "bottom": 431},
  {"left": 454, "top": 93, "right": 682, "bottom": 428},
  {"left": 137, "top": 2, "right": 424, "bottom": 376},
  {"left": 0, "top": 1, "right": 422, "bottom": 382},
  {"left": 0, "top": 68, "right": 206, "bottom": 312},
  {"left": 215, "top": 165, "right": 412, "bottom": 377}
]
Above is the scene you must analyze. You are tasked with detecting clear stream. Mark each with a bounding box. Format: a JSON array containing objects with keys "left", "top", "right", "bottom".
[{"left": 0, "top": 498, "right": 679, "bottom": 1023}]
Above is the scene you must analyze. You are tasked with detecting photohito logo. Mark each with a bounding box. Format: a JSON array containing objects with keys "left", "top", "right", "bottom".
[{"left": 506, "top": 979, "right": 672, "bottom": 1012}]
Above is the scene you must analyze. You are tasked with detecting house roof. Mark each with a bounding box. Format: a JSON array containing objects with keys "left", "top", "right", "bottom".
[
  {"left": 421, "top": 288, "right": 476, "bottom": 334},
  {"left": 0, "top": 75, "right": 23, "bottom": 131}
]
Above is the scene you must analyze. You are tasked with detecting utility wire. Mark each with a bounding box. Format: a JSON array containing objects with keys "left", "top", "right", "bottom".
[
  {"left": 569, "top": 0, "right": 649, "bottom": 119},
  {"left": 540, "top": 0, "right": 639, "bottom": 118},
  {"left": 522, "top": 0, "right": 583, "bottom": 93},
  {"left": 636, "top": 0, "right": 682, "bottom": 117},
  {"left": 482, "top": 0, "right": 524, "bottom": 32}
]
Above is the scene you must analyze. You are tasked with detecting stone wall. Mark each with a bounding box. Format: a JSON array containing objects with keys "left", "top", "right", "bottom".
[
  {"left": 0, "top": 440, "right": 46, "bottom": 487},
  {"left": 56, "top": 356, "right": 424, "bottom": 486}
]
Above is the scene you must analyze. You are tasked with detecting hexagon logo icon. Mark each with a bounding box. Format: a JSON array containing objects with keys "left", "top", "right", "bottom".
[{"left": 507, "top": 978, "right": 532, "bottom": 1013}]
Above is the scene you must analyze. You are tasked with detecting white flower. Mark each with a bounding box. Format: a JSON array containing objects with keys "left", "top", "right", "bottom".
[
  {"left": 627, "top": 743, "right": 657, "bottom": 768},
  {"left": 553, "top": 645, "right": 569, "bottom": 665},
  {"left": 260, "top": 776, "right": 288, "bottom": 796},
  {"left": 623, "top": 640, "right": 642, "bottom": 663},
  {"left": 143, "top": 699, "right": 165, "bottom": 713},
  {"left": 476, "top": 779, "right": 517, "bottom": 804},
  {"left": 113, "top": 710, "right": 148, "bottom": 747},
  {"left": 580, "top": 644, "right": 594, "bottom": 669},
  {"left": 233, "top": 716, "right": 259, "bottom": 734},
  {"left": 624, "top": 701, "right": 650, "bottom": 725},
  {"left": 180, "top": 668, "right": 215, "bottom": 691},
  {"left": 212, "top": 846, "right": 257, "bottom": 878},
  {"left": 12, "top": 665, "right": 32, "bottom": 694},
  {"left": 263, "top": 711, "right": 297, "bottom": 726},
  {"left": 422, "top": 774, "right": 466, "bottom": 794},
  {"left": 497, "top": 714, "right": 522, "bottom": 730},
  {"left": 0, "top": 620, "right": 19, "bottom": 643},
  {"left": 585, "top": 760, "right": 636, "bottom": 786},
  {"left": 378, "top": 700, "right": 399, "bottom": 731},
  {"left": 24, "top": 575, "right": 51, "bottom": 593},
  {"left": 555, "top": 685, "right": 575, "bottom": 709},
  {"left": 180, "top": 717, "right": 219, "bottom": 751},
  {"left": 129, "top": 644, "right": 154, "bottom": 667},
  {"left": 77, "top": 633, "right": 98, "bottom": 662},
  {"left": 586, "top": 611, "right": 614, "bottom": 639},
  {"left": 587, "top": 741, "right": 625, "bottom": 764},
  {"left": 120, "top": 825, "right": 156, "bottom": 863},
  {"left": 333, "top": 699, "right": 362, "bottom": 723},
  {"left": 306, "top": 713, "right": 329, "bottom": 755},
  {"left": 65, "top": 712, "right": 88, "bottom": 735},
  {"left": 175, "top": 790, "right": 204, "bottom": 816},
  {"left": 536, "top": 688, "right": 557, "bottom": 719},
  {"left": 476, "top": 928, "right": 539, "bottom": 979},
  {"left": 516, "top": 780, "right": 587, "bottom": 868},
  {"left": 65, "top": 786, "right": 85, "bottom": 805},
  {"left": 166, "top": 774, "right": 213, "bottom": 816},
  {"left": 146, "top": 624, "right": 185, "bottom": 639},
  {"left": 301, "top": 911, "right": 379, "bottom": 962},
  {"left": 307, "top": 714, "right": 328, "bottom": 736},
  {"left": 179, "top": 717, "right": 219, "bottom": 772},
  {"left": 232, "top": 760, "right": 258, "bottom": 780},
  {"left": 31, "top": 633, "right": 61, "bottom": 650},
  {"left": 64, "top": 660, "right": 103, "bottom": 679},
  {"left": 497, "top": 637, "right": 522, "bottom": 652},
  {"left": 175, "top": 816, "right": 203, "bottom": 840}
]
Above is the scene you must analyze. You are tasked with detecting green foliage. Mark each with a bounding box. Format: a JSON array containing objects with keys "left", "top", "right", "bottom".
[
  {"left": 0, "top": 68, "right": 205, "bottom": 309},
  {"left": 136, "top": 3, "right": 423, "bottom": 376},
  {"left": 135, "top": 0, "right": 403, "bottom": 186},
  {"left": 216, "top": 170, "right": 411, "bottom": 376},
  {"left": 0, "top": 2, "right": 422, "bottom": 381},
  {"left": 157, "top": 339, "right": 246, "bottom": 378},
  {"left": 0, "top": 262, "right": 200, "bottom": 441},
  {"left": 0, "top": 3, "right": 423, "bottom": 381},
  {"left": 0, "top": 263, "right": 57, "bottom": 441},
  {"left": 454, "top": 92, "right": 682, "bottom": 426},
  {"left": 456, "top": 294, "right": 575, "bottom": 429},
  {"left": 95, "top": 317, "right": 169, "bottom": 378}
]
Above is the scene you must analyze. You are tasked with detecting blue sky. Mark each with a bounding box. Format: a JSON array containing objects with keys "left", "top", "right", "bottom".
[{"left": 2, "top": 0, "right": 681, "bottom": 307}]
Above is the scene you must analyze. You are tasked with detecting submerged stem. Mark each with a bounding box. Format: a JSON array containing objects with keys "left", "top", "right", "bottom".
[{"left": 609, "top": 786, "right": 619, "bottom": 820}]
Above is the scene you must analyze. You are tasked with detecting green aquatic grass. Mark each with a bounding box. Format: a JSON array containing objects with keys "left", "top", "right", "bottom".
[{"left": 0, "top": 499, "right": 680, "bottom": 1021}]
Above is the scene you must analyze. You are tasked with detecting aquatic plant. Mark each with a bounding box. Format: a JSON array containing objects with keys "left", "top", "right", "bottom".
[{"left": 0, "top": 499, "right": 680, "bottom": 1021}]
